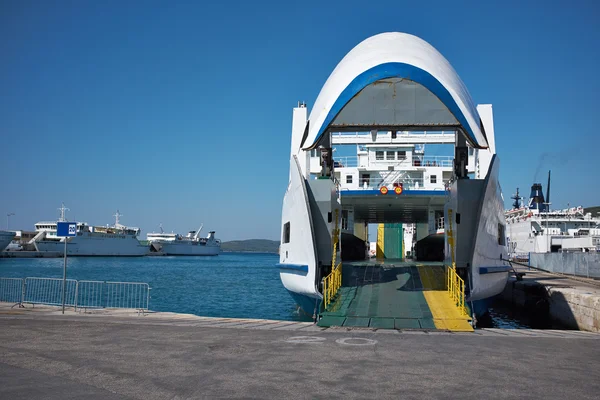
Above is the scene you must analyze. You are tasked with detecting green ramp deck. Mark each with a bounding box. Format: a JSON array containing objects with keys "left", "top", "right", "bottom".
[{"left": 318, "top": 260, "right": 472, "bottom": 331}]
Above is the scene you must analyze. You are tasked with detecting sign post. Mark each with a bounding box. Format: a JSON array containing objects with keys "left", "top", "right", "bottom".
[{"left": 57, "top": 222, "right": 77, "bottom": 314}]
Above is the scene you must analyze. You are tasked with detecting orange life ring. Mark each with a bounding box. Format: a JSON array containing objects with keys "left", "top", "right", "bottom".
[{"left": 379, "top": 186, "right": 388, "bottom": 195}]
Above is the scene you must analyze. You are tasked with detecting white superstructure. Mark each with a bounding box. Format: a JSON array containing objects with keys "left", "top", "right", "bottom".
[
  {"left": 506, "top": 186, "right": 600, "bottom": 257},
  {"left": 147, "top": 224, "right": 221, "bottom": 256},
  {"left": 34, "top": 205, "right": 148, "bottom": 256},
  {"left": 147, "top": 224, "right": 178, "bottom": 243}
]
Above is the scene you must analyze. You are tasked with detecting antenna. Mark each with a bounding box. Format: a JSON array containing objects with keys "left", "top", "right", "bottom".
[
  {"left": 546, "top": 170, "right": 551, "bottom": 208},
  {"left": 511, "top": 188, "right": 522, "bottom": 209},
  {"left": 58, "top": 203, "right": 70, "bottom": 222}
]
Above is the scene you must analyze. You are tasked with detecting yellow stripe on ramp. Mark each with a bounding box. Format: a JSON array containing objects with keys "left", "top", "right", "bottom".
[{"left": 418, "top": 264, "right": 473, "bottom": 332}]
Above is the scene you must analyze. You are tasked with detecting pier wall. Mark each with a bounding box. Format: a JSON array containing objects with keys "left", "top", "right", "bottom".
[
  {"left": 529, "top": 252, "right": 600, "bottom": 279},
  {"left": 501, "top": 269, "right": 600, "bottom": 332}
]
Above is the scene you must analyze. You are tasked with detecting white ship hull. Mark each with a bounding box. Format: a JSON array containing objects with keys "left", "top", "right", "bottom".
[
  {"left": 36, "top": 233, "right": 148, "bottom": 256},
  {"left": 445, "top": 156, "right": 510, "bottom": 304},
  {"left": 0, "top": 231, "right": 15, "bottom": 252},
  {"left": 159, "top": 241, "right": 221, "bottom": 256}
]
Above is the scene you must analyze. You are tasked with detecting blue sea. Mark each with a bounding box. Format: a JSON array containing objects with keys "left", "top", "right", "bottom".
[
  {"left": 1, "top": 253, "right": 546, "bottom": 328},
  {"left": 0, "top": 253, "right": 309, "bottom": 321}
]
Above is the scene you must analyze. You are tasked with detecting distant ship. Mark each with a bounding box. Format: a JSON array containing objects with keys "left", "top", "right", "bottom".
[
  {"left": 0, "top": 231, "right": 15, "bottom": 251},
  {"left": 505, "top": 172, "right": 600, "bottom": 258},
  {"left": 34, "top": 204, "right": 148, "bottom": 256},
  {"left": 147, "top": 224, "right": 221, "bottom": 256}
]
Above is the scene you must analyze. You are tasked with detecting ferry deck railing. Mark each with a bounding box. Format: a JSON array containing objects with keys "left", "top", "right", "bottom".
[
  {"left": 0, "top": 277, "right": 151, "bottom": 313},
  {"left": 342, "top": 177, "right": 428, "bottom": 191},
  {"left": 445, "top": 209, "right": 469, "bottom": 317},
  {"left": 334, "top": 155, "right": 453, "bottom": 169},
  {"left": 322, "top": 209, "right": 342, "bottom": 310}
]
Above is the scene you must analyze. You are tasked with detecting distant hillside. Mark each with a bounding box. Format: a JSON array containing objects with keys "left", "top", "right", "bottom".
[
  {"left": 221, "top": 239, "right": 280, "bottom": 253},
  {"left": 584, "top": 206, "right": 600, "bottom": 216}
]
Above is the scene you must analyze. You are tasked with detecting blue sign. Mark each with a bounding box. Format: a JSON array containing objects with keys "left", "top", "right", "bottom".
[{"left": 57, "top": 222, "right": 77, "bottom": 237}]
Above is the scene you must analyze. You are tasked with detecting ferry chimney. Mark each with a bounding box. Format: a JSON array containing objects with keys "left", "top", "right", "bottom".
[{"left": 529, "top": 183, "right": 547, "bottom": 212}]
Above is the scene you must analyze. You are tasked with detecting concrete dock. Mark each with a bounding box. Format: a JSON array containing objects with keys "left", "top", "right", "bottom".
[
  {"left": 502, "top": 263, "right": 600, "bottom": 332},
  {"left": 1, "top": 303, "right": 600, "bottom": 399}
]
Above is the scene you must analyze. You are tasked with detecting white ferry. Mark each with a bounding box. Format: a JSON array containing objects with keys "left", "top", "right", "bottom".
[
  {"left": 506, "top": 179, "right": 600, "bottom": 258},
  {"left": 147, "top": 224, "right": 221, "bottom": 256},
  {"left": 0, "top": 231, "right": 15, "bottom": 252},
  {"left": 278, "top": 33, "right": 509, "bottom": 321},
  {"left": 34, "top": 204, "right": 148, "bottom": 256}
]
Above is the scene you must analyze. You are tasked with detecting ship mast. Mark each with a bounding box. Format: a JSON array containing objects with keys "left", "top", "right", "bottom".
[
  {"left": 58, "top": 203, "right": 70, "bottom": 222},
  {"left": 511, "top": 188, "right": 522, "bottom": 209},
  {"left": 113, "top": 210, "right": 122, "bottom": 226}
]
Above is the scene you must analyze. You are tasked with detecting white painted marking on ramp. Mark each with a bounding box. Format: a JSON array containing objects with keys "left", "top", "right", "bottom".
[
  {"left": 335, "top": 338, "right": 378, "bottom": 346},
  {"left": 284, "top": 336, "right": 326, "bottom": 344}
]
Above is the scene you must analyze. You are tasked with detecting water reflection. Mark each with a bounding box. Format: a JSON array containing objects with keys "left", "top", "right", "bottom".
[{"left": 478, "top": 301, "right": 572, "bottom": 330}]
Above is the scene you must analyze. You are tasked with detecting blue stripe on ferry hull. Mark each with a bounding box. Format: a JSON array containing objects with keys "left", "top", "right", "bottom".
[
  {"left": 276, "top": 263, "right": 309, "bottom": 274},
  {"left": 479, "top": 266, "right": 512, "bottom": 274}
]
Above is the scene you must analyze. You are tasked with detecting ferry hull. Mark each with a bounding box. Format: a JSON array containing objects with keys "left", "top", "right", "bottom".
[
  {"left": 36, "top": 234, "right": 148, "bottom": 257},
  {"left": 158, "top": 242, "right": 221, "bottom": 256},
  {"left": 0, "top": 231, "right": 15, "bottom": 252},
  {"left": 445, "top": 155, "right": 510, "bottom": 306}
]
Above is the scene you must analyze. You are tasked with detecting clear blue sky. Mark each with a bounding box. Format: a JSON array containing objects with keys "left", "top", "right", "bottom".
[{"left": 1, "top": 0, "right": 599, "bottom": 240}]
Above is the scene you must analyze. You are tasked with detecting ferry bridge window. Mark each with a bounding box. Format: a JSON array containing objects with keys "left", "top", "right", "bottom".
[
  {"left": 430, "top": 175, "right": 437, "bottom": 184},
  {"left": 346, "top": 175, "right": 353, "bottom": 184},
  {"left": 386, "top": 151, "right": 395, "bottom": 160},
  {"left": 283, "top": 222, "right": 291, "bottom": 244},
  {"left": 375, "top": 151, "right": 384, "bottom": 160},
  {"left": 397, "top": 150, "right": 406, "bottom": 160}
]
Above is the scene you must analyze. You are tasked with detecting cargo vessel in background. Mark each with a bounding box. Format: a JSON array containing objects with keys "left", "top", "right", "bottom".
[
  {"left": 506, "top": 172, "right": 600, "bottom": 258},
  {"left": 33, "top": 204, "right": 148, "bottom": 256},
  {"left": 147, "top": 224, "right": 221, "bottom": 256}
]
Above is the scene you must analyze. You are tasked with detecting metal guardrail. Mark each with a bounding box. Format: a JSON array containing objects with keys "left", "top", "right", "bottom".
[
  {"left": 446, "top": 266, "right": 468, "bottom": 317},
  {"left": 77, "top": 280, "right": 106, "bottom": 309},
  {"left": 334, "top": 155, "right": 453, "bottom": 168},
  {"left": 446, "top": 208, "right": 469, "bottom": 317},
  {"left": 106, "top": 281, "right": 150, "bottom": 310},
  {"left": 343, "top": 177, "right": 428, "bottom": 191},
  {"left": 323, "top": 264, "right": 342, "bottom": 310},
  {"left": 322, "top": 209, "right": 342, "bottom": 310},
  {"left": 24, "top": 277, "right": 78, "bottom": 307},
  {"left": 0, "top": 277, "right": 151, "bottom": 312},
  {"left": 0, "top": 278, "right": 24, "bottom": 303}
]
